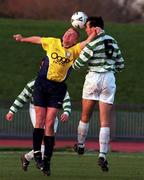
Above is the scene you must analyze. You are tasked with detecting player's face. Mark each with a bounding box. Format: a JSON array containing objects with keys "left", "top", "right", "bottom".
[
  {"left": 85, "top": 21, "right": 93, "bottom": 36},
  {"left": 62, "top": 28, "right": 79, "bottom": 48}
]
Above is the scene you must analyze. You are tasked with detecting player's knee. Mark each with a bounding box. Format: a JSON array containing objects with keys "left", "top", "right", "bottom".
[{"left": 35, "top": 120, "right": 45, "bottom": 128}]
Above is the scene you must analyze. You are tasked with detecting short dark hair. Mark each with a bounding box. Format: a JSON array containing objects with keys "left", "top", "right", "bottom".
[{"left": 86, "top": 16, "right": 104, "bottom": 29}]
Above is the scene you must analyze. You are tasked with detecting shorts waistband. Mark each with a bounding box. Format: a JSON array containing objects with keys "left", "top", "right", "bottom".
[{"left": 88, "top": 70, "right": 113, "bottom": 74}]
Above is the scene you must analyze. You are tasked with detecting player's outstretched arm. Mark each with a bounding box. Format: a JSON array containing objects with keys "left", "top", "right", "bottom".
[
  {"left": 5, "top": 79, "right": 34, "bottom": 123},
  {"left": 13, "top": 34, "right": 42, "bottom": 44},
  {"left": 60, "top": 91, "right": 71, "bottom": 122}
]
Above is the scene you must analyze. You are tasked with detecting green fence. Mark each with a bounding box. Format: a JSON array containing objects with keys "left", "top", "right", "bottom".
[{"left": 0, "top": 109, "right": 144, "bottom": 140}]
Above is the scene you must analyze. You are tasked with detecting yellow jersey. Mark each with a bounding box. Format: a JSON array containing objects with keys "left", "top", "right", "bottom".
[{"left": 41, "top": 37, "right": 81, "bottom": 82}]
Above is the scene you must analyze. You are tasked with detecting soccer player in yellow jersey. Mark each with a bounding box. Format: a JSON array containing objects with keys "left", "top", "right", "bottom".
[{"left": 13, "top": 27, "right": 96, "bottom": 176}]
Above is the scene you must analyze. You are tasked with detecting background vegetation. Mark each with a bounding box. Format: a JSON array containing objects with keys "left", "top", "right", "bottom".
[
  {"left": 0, "top": 0, "right": 143, "bottom": 23},
  {"left": 0, "top": 18, "right": 144, "bottom": 105}
]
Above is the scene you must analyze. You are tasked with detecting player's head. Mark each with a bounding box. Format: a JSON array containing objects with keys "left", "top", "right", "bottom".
[
  {"left": 85, "top": 16, "right": 104, "bottom": 36},
  {"left": 62, "top": 27, "right": 80, "bottom": 48},
  {"left": 86, "top": 16, "right": 104, "bottom": 29}
]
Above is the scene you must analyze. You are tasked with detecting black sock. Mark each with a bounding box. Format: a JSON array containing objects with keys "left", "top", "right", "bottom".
[
  {"left": 33, "top": 128, "right": 44, "bottom": 152},
  {"left": 44, "top": 136, "right": 55, "bottom": 161}
]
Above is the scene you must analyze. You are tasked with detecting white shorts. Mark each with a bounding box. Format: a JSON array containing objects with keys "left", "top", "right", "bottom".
[
  {"left": 82, "top": 71, "right": 116, "bottom": 104},
  {"left": 29, "top": 103, "right": 59, "bottom": 133}
]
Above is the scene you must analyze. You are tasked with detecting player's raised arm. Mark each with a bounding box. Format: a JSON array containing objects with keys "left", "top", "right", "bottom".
[
  {"left": 79, "top": 27, "right": 101, "bottom": 50},
  {"left": 13, "top": 34, "right": 42, "bottom": 44}
]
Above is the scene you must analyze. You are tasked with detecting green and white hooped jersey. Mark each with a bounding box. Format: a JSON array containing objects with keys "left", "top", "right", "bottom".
[
  {"left": 9, "top": 79, "right": 71, "bottom": 116},
  {"left": 73, "top": 31, "right": 124, "bottom": 73}
]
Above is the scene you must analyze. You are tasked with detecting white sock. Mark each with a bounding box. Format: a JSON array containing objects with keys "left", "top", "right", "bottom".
[
  {"left": 99, "top": 127, "right": 110, "bottom": 159},
  {"left": 25, "top": 150, "right": 34, "bottom": 161},
  {"left": 25, "top": 144, "right": 45, "bottom": 161},
  {"left": 77, "top": 121, "right": 89, "bottom": 146}
]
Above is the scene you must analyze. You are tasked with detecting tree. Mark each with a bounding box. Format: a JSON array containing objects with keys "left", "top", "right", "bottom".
[{"left": 114, "top": 0, "right": 144, "bottom": 22}]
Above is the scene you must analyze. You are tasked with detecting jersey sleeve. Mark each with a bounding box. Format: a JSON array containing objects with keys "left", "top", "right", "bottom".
[
  {"left": 115, "top": 49, "right": 125, "bottom": 72},
  {"left": 41, "top": 37, "right": 52, "bottom": 51},
  {"left": 62, "top": 91, "right": 71, "bottom": 116},
  {"left": 9, "top": 80, "right": 35, "bottom": 114}
]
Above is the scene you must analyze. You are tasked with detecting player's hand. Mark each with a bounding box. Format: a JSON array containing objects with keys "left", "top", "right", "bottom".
[
  {"left": 5, "top": 112, "right": 14, "bottom": 121},
  {"left": 13, "top": 34, "right": 23, "bottom": 41},
  {"left": 60, "top": 113, "right": 69, "bottom": 122},
  {"left": 92, "top": 27, "right": 102, "bottom": 35}
]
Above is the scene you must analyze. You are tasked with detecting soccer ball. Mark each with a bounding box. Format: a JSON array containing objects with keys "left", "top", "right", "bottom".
[{"left": 71, "top": 11, "right": 88, "bottom": 29}]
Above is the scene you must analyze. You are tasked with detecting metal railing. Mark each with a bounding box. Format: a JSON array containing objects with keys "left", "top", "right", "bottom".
[{"left": 0, "top": 109, "right": 144, "bottom": 140}]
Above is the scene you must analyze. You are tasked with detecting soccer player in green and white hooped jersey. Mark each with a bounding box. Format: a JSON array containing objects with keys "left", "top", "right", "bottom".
[
  {"left": 73, "top": 16, "right": 124, "bottom": 172},
  {"left": 73, "top": 25, "right": 124, "bottom": 73},
  {"left": 5, "top": 78, "right": 71, "bottom": 171}
]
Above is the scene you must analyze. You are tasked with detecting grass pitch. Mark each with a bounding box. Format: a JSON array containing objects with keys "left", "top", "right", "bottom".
[{"left": 0, "top": 151, "right": 144, "bottom": 180}]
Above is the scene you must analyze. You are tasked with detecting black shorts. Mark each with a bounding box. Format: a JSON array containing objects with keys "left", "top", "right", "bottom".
[{"left": 33, "top": 77, "right": 67, "bottom": 108}]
